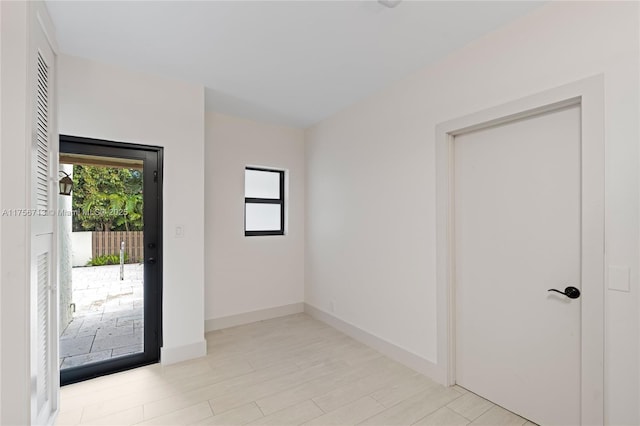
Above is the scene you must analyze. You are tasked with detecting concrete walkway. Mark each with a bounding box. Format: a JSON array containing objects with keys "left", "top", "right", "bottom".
[{"left": 59, "top": 264, "right": 144, "bottom": 369}]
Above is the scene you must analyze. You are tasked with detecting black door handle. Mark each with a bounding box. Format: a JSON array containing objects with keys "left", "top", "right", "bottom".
[
  {"left": 147, "top": 257, "right": 156, "bottom": 264},
  {"left": 548, "top": 286, "right": 580, "bottom": 299}
]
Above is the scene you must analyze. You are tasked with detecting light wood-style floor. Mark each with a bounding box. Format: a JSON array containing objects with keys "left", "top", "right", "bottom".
[{"left": 56, "top": 313, "right": 534, "bottom": 426}]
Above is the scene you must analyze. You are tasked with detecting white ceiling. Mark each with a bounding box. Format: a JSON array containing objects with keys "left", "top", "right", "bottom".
[{"left": 46, "top": 1, "right": 543, "bottom": 128}]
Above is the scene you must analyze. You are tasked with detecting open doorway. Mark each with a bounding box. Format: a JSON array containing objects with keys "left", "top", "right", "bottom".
[{"left": 59, "top": 135, "right": 163, "bottom": 385}]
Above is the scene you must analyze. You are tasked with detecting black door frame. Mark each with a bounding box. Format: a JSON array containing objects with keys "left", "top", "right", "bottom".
[{"left": 59, "top": 135, "right": 163, "bottom": 385}]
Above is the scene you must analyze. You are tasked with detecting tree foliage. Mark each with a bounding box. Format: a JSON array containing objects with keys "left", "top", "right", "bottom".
[{"left": 72, "top": 165, "right": 144, "bottom": 232}]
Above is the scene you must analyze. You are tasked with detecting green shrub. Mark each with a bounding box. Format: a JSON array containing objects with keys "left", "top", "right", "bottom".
[{"left": 86, "top": 253, "right": 129, "bottom": 266}]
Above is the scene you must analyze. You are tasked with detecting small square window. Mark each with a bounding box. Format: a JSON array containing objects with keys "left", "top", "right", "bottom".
[{"left": 244, "top": 167, "right": 284, "bottom": 236}]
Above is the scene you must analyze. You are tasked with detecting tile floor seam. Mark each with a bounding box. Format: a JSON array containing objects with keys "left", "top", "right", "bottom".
[
  {"left": 309, "top": 399, "right": 325, "bottom": 415},
  {"left": 310, "top": 369, "right": 416, "bottom": 414},
  {"left": 297, "top": 399, "right": 326, "bottom": 425},
  {"left": 448, "top": 400, "right": 493, "bottom": 422},
  {"left": 366, "top": 376, "right": 440, "bottom": 409},
  {"left": 144, "top": 364, "right": 291, "bottom": 411},
  {"left": 359, "top": 388, "right": 456, "bottom": 426},
  {"left": 409, "top": 401, "right": 460, "bottom": 426},
  {"left": 253, "top": 400, "right": 265, "bottom": 417},
  {"left": 223, "top": 363, "right": 301, "bottom": 389},
  {"left": 416, "top": 406, "right": 472, "bottom": 426},
  {"left": 78, "top": 406, "right": 90, "bottom": 425},
  {"left": 140, "top": 401, "right": 209, "bottom": 424},
  {"left": 207, "top": 399, "right": 217, "bottom": 417},
  {"left": 265, "top": 361, "right": 346, "bottom": 398},
  {"left": 352, "top": 397, "right": 388, "bottom": 425},
  {"left": 208, "top": 364, "right": 342, "bottom": 415},
  {"left": 139, "top": 364, "right": 304, "bottom": 418}
]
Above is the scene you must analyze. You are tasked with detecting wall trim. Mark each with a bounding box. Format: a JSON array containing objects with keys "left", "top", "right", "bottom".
[
  {"left": 304, "top": 303, "right": 444, "bottom": 384},
  {"left": 205, "top": 302, "right": 304, "bottom": 332},
  {"left": 161, "top": 340, "right": 207, "bottom": 365}
]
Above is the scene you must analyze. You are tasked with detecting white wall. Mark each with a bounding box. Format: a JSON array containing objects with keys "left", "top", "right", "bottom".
[
  {"left": 205, "top": 112, "right": 305, "bottom": 327},
  {"left": 0, "top": 3, "right": 30, "bottom": 423},
  {"left": 71, "top": 231, "right": 92, "bottom": 267},
  {"left": 59, "top": 165, "right": 73, "bottom": 330},
  {"left": 305, "top": 2, "right": 639, "bottom": 424},
  {"left": 0, "top": 2, "right": 4, "bottom": 422},
  {"left": 58, "top": 54, "right": 207, "bottom": 363}
]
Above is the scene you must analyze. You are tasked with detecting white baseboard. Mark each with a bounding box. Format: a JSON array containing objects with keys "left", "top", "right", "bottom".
[
  {"left": 161, "top": 339, "right": 207, "bottom": 365},
  {"left": 304, "top": 303, "right": 445, "bottom": 384},
  {"left": 205, "top": 302, "right": 304, "bottom": 332}
]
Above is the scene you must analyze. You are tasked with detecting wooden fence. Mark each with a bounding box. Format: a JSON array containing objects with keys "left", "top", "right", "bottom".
[{"left": 92, "top": 231, "right": 144, "bottom": 263}]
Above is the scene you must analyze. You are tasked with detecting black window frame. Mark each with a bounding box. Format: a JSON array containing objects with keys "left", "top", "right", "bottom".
[{"left": 244, "top": 167, "right": 285, "bottom": 236}]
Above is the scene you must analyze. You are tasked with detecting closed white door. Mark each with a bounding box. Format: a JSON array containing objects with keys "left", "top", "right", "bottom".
[{"left": 454, "top": 105, "right": 581, "bottom": 426}]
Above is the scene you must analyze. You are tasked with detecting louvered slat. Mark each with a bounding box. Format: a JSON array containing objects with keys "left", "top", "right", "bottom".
[
  {"left": 36, "top": 252, "right": 49, "bottom": 411},
  {"left": 36, "top": 58, "right": 48, "bottom": 80},
  {"left": 35, "top": 52, "right": 49, "bottom": 210}
]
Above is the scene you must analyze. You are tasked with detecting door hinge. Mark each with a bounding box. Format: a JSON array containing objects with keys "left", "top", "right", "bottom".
[{"left": 153, "top": 171, "right": 158, "bottom": 182}]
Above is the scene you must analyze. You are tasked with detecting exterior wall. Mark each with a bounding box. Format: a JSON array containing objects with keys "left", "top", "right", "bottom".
[{"left": 71, "top": 232, "right": 92, "bottom": 267}]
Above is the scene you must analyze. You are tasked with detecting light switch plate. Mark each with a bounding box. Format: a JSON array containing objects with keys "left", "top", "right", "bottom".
[
  {"left": 608, "top": 265, "right": 630, "bottom": 292},
  {"left": 175, "top": 225, "right": 185, "bottom": 238}
]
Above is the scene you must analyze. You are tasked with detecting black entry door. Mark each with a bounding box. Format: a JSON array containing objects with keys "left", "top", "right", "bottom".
[{"left": 59, "top": 135, "right": 162, "bottom": 385}]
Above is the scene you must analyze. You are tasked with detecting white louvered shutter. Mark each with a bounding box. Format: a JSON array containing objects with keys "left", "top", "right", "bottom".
[
  {"left": 30, "top": 6, "right": 58, "bottom": 425},
  {"left": 35, "top": 53, "right": 50, "bottom": 212},
  {"left": 36, "top": 251, "right": 50, "bottom": 413}
]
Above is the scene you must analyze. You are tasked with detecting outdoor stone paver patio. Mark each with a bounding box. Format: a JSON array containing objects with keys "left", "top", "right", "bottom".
[{"left": 60, "top": 263, "right": 144, "bottom": 369}]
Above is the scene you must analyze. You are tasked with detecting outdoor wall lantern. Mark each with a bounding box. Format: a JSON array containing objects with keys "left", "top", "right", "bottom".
[{"left": 59, "top": 171, "right": 73, "bottom": 196}]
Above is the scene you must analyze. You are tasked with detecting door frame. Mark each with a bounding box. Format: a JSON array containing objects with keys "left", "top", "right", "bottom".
[
  {"left": 58, "top": 135, "right": 163, "bottom": 385},
  {"left": 435, "top": 75, "right": 604, "bottom": 424}
]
